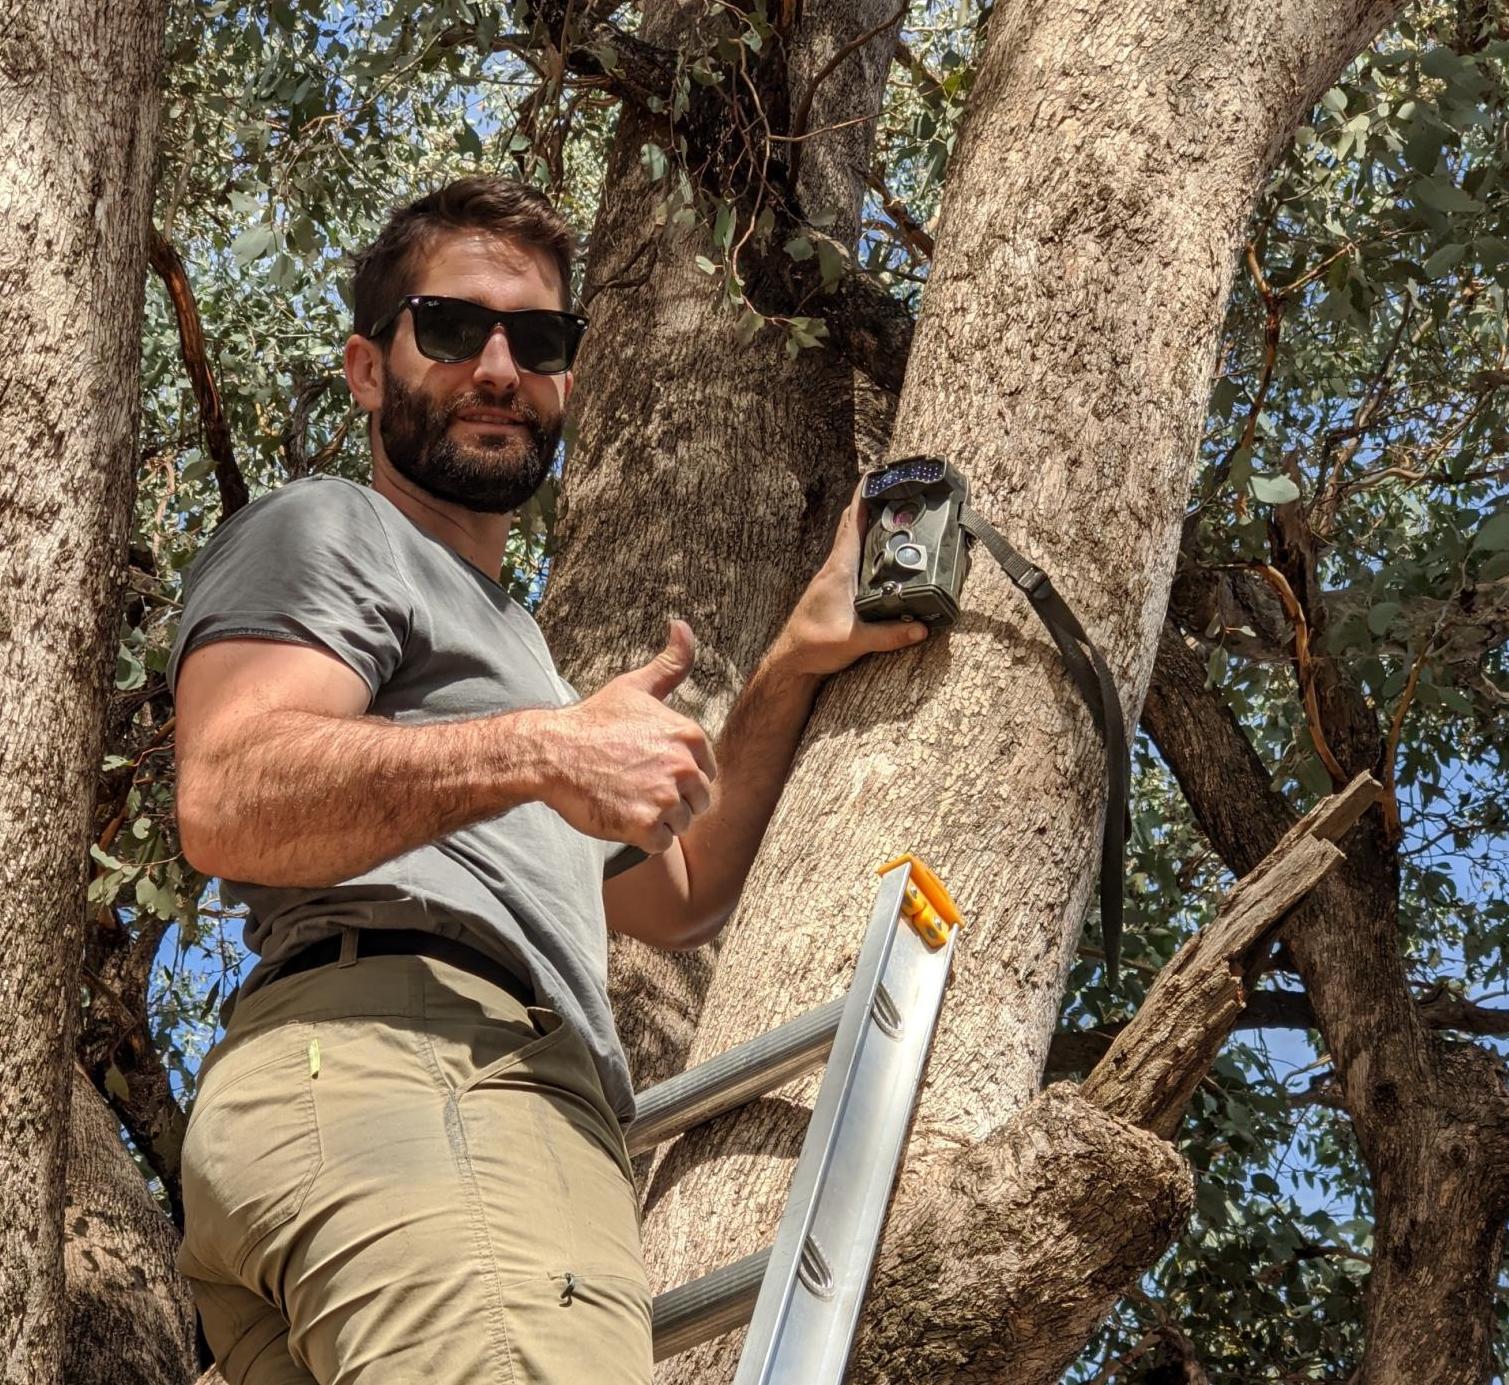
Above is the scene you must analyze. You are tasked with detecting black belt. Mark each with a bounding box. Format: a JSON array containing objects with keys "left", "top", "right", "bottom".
[{"left": 274, "top": 929, "right": 534, "bottom": 1008}]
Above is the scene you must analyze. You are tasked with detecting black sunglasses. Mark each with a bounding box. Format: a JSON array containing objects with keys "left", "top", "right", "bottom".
[{"left": 369, "top": 295, "right": 589, "bottom": 374}]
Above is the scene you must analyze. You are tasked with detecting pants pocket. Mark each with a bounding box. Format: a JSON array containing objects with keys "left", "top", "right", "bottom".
[
  {"left": 179, "top": 1023, "right": 323, "bottom": 1280},
  {"left": 425, "top": 1005, "right": 572, "bottom": 1101}
]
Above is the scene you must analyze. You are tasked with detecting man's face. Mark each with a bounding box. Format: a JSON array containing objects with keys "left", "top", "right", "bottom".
[{"left": 372, "top": 232, "right": 574, "bottom": 515}]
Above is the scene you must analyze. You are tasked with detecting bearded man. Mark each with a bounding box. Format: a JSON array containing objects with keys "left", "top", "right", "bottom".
[{"left": 168, "top": 176, "right": 924, "bottom": 1385}]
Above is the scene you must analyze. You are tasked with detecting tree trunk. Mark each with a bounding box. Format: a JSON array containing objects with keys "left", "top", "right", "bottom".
[
  {"left": 601, "top": 1, "right": 1407, "bottom": 1377},
  {"left": 0, "top": 3, "right": 167, "bottom": 1377},
  {"left": 539, "top": 0, "right": 903, "bottom": 1090},
  {"left": 63, "top": 1069, "right": 197, "bottom": 1385}
]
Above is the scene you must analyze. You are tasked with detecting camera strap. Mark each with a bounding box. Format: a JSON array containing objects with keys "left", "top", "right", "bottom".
[{"left": 958, "top": 503, "right": 1129, "bottom": 985}]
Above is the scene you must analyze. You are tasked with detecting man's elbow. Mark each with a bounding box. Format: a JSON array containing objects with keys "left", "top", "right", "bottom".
[
  {"left": 662, "top": 902, "right": 731, "bottom": 951},
  {"left": 175, "top": 782, "right": 233, "bottom": 880}
]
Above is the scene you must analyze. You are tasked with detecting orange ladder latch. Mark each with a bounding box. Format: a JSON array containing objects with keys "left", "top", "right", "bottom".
[{"left": 875, "top": 854, "right": 963, "bottom": 949}]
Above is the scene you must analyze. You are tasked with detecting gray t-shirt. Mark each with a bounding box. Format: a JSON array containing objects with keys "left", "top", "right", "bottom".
[{"left": 168, "top": 475, "right": 635, "bottom": 1121}]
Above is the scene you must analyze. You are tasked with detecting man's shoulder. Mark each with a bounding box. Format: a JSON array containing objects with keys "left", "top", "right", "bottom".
[
  {"left": 221, "top": 474, "right": 382, "bottom": 530},
  {"left": 199, "top": 476, "right": 392, "bottom": 559}
]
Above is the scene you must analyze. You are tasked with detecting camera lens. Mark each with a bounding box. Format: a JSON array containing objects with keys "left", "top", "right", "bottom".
[{"left": 883, "top": 531, "right": 926, "bottom": 572}]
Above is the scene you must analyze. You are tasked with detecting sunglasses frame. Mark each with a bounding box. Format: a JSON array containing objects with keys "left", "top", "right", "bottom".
[{"left": 368, "top": 295, "right": 590, "bottom": 374}]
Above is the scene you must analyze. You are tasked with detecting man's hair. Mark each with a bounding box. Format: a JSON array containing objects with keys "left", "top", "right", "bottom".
[{"left": 351, "top": 177, "right": 575, "bottom": 337}]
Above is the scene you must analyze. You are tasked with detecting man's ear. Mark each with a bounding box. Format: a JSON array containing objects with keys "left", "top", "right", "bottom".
[
  {"left": 562, "top": 368, "right": 574, "bottom": 406},
  {"left": 344, "top": 334, "right": 384, "bottom": 414}
]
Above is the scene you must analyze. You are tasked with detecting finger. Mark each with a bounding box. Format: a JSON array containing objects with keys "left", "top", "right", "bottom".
[
  {"left": 619, "top": 619, "right": 696, "bottom": 702},
  {"left": 830, "top": 480, "right": 867, "bottom": 567},
  {"left": 662, "top": 799, "right": 694, "bottom": 838},
  {"left": 679, "top": 771, "right": 713, "bottom": 817},
  {"left": 687, "top": 731, "right": 718, "bottom": 782},
  {"left": 642, "top": 823, "right": 675, "bottom": 855}
]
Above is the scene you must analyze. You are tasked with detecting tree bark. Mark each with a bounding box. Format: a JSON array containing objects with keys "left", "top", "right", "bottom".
[
  {"left": 539, "top": 0, "right": 903, "bottom": 1092},
  {"left": 0, "top": 3, "right": 168, "bottom": 1378},
  {"left": 611, "top": 1, "right": 1406, "bottom": 1378},
  {"left": 63, "top": 1069, "right": 197, "bottom": 1385}
]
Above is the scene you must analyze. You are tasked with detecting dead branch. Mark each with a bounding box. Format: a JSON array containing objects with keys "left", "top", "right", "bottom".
[{"left": 148, "top": 229, "right": 248, "bottom": 518}]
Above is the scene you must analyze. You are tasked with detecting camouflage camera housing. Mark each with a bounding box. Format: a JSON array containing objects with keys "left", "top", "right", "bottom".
[{"left": 854, "top": 456, "right": 971, "bottom": 627}]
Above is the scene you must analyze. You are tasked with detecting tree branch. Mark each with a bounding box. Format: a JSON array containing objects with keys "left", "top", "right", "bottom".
[{"left": 147, "top": 229, "right": 248, "bottom": 518}]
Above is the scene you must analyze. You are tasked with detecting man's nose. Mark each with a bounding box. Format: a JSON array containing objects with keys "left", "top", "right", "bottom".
[{"left": 471, "top": 324, "right": 521, "bottom": 391}]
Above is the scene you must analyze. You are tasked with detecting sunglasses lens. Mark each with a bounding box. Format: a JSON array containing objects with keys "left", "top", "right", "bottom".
[
  {"left": 412, "top": 299, "right": 491, "bottom": 362},
  {"left": 505, "top": 311, "right": 582, "bottom": 374},
  {"left": 408, "top": 300, "right": 584, "bottom": 371}
]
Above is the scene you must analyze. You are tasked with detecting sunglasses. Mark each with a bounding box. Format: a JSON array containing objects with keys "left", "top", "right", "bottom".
[{"left": 369, "top": 295, "right": 589, "bottom": 374}]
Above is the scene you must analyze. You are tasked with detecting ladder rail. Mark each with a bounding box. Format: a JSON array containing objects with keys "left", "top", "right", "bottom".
[
  {"left": 734, "top": 862, "right": 955, "bottom": 1384},
  {"left": 638, "top": 859, "right": 957, "bottom": 1381}
]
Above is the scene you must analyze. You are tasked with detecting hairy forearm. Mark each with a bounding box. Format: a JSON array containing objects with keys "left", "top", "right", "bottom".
[
  {"left": 178, "top": 707, "right": 548, "bottom": 887},
  {"left": 678, "top": 652, "right": 823, "bottom": 933}
]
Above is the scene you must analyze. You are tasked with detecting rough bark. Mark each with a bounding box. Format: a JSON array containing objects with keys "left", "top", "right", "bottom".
[
  {"left": 539, "top": 0, "right": 903, "bottom": 1092},
  {"left": 1144, "top": 619, "right": 1509, "bottom": 1383},
  {"left": 0, "top": 3, "right": 168, "bottom": 1378},
  {"left": 63, "top": 1070, "right": 197, "bottom": 1385},
  {"left": 621, "top": 1, "right": 1406, "bottom": 1379}
]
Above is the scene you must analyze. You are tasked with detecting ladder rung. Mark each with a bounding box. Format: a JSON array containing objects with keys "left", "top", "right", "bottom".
[
  {"left": 625, "top": 997, "right": 846, "bottom": 1155},
  {"left": 651, "top": 1248, "right": 771, "bottom": 1361}
]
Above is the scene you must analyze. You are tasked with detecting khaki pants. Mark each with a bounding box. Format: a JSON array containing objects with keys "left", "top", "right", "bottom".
[{"left": 177, "top": 947, "right": 652, "bottom": 1384}]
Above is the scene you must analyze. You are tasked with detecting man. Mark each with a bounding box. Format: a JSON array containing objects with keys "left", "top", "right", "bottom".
[{"left": 170, "top": 176, "right": 925, "bottom": 1385}]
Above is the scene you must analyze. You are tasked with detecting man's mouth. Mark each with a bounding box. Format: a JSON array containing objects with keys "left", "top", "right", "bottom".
[{"left": 455, "top": 411, "right": 525, "bottom": 428}]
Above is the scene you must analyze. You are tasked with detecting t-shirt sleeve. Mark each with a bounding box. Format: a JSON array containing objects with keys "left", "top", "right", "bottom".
[{"left": 167, "top": 479, "right": 412, "bottom": 700}]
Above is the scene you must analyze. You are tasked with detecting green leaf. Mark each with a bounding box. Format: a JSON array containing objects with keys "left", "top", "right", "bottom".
[
  {"left": 733, "top": 309, "right": 763, "bottom": 346},
  {"left": 230, "top": 224, "right": 275, "bottom": 265},
  {"left": 639, "top": 142, "right": 668, "bottom": 182},
  {"left": 89, "top": 843, "right": 125, "bottom": 871},
  {"left": 1409, "top": 176, "right": 1482, "bottom": 215},
  {"left": 115, "top": 648, "right": 145, "bottom": 692},
  {"left": 783, "top": 235, "right": 814, "bottom": 262},
  {"left": 1248, "top": 474, "right": 1301, "bottom": 505},
  {"left": 693, "top": 255, "right": 718, "bottom": 276},
  {"left": 1366, "top": 602, "right": 1401, "bottom": 636},
  {"left": 1321, "top": 87, "right": 1348, "bottom": 114},
  {"left": 1471, "top": 508, "right": 1509, "bottom": 552},
  {"left": 103, "top": 1065, "right": 131, "bottom": 1102},
  {"left": 1296, "top": 755, "right": 1334, "bottom": 797},
  {"left": 815, "top": 239, "right": 847, "bottom": 289},
  {"left": 713, "top": 204, "right": 733, "bottom": 249},
  {"left": 1422, "top": 242, "right": 1466, "bottom": 279}
]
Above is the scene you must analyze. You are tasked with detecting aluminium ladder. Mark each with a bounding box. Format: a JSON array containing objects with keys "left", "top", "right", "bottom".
[{"left": 624, "top": 854, "right": 962, "bottom": 1383}]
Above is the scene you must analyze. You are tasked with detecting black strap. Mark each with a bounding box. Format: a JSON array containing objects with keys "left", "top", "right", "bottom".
[
  {"left": 959, "top": 504, "right": 1129, "bottom": 985},
  {"left": 604, "top": 843, "right": 648, "bottom": 879}
]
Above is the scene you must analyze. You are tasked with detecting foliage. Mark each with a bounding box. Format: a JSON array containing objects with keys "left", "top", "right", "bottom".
[{"left": 93, "top": 0, "right": 1509, "bottom": 1378}]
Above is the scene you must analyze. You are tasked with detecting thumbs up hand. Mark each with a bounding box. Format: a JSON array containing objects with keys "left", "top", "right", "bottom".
[{"left": 529, "top": 620, "right": 717, "bottom": 854}]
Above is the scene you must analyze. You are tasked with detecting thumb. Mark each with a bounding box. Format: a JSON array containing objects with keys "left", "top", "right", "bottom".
[
  {"left": 865, "top": 616, "right": 930, "bottom": 655},
  {"left": 620, "top": 619, "right": 696, "bottom": 701}
]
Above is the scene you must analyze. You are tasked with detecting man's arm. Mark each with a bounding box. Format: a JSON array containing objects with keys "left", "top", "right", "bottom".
[
  {"left": 603, "top": 487, "right": 926, "bottom": 947},
  {"left": 175, "top": 634, "right": 715, "bottom": 887}
]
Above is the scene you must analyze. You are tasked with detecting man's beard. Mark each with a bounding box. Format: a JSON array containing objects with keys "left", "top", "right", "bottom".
[{"left": 378, "top": 372, "right": 562, "bottom": 515}]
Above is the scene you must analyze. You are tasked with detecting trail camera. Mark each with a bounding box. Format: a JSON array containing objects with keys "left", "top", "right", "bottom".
[{"left": 854, "top": 456, "right": 971, "bottom": 627}]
